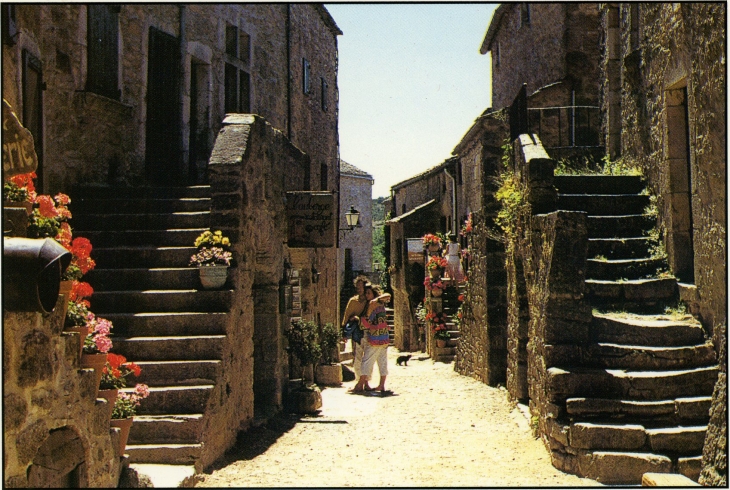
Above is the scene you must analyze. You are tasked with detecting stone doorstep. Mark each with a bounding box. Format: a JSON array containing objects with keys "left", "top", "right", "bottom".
[
  {"left": 129, "top": 463, "right": 196, "bottom": 488},
  {"left": 569, "top": 422, "right": 707, "bottom": 453},
  {"left": 126, "top": 443, "right": 202, "bottom": 465},
  {"left": 642, "top": 472, "right": 700, "bottom": 486},
  {"left": 578, "top": 450, "right": 673, "bottom": 484},
  {"left": 566, "top": 396, "right": 712, "bottom": 420}
]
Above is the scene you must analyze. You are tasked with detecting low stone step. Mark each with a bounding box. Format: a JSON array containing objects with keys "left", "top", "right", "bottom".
[
  {"left": 128, "top": 414, "right": 203, "bottom": 444},
  {"left": 565, "top": 396, "right": 712, "bottom": 424},
  {"left": 91, "top": 246, "right": 197, "bottom": 269},
  {"left": 586, "top": 342, "right": 716, "bottom": 370},
  {"left": 129, "top": 385, "right": 213, "bottom": 414},
  {"left": 113, "top": 336, "right": 226, "bottom": 361},
  {"left": 73, "top": 185, "right": 211, "bottom": 199},
  {"left": 103, "top": 312, "right": 227, "bottom": 337},
  {"left": 587, "top": 237, "right": 653, "bottom": 260},
  {"left": 72, "top": 197, "right": 211, "bottom": 214},
  {"left": 554, "top": 175, "right": 645, "bottom": 195},
  {"left": 577, "top": 450, "right": 672, "bottom": 484},
  {"left": 89, "top": 290, "right": 233, "bottom": 313},
  {"left": 134, "top": 360, "right": 221, "bottom": 386},
  {"left": 591, "top": 312, "right": 705, "bottom": 347},
  {"left": 586, "top": 215, "right": 654, "bottom": 239},
  {"left": 558, "top": 194, "right": 650, "bottom": 216},
  {"left": 125, "top": 443, "right": 202, "bottom": 465},
  {"left": 546, "top": 365, "right": 718, "bottom": 402},
  {"left": 74, "top": 211, "right": 210, "bottom": 231},
  {"left": 642, "top": 472, "right": 701, "bottom": 487},
  {"left": 646, "top": 426, "right": 707, "bottom": 453},
  {"left": 72, "top": 228, "right": 206, "bottom": 247},
  {"left": 586, "top": 278, "right": 677, "bottom": 312},
  {"left": 88, "top": 268, "right": 201, "bottom": 290},
  {"left": 586, "top": 257, "right": 666, "bottom": 281},
  {"left": 569, "top": 422, "right": 706, "bottom": 455}
]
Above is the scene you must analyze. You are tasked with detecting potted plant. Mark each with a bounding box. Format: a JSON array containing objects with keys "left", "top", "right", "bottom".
[
  {"left": 429, "top": 311, "right": 450, "bottom": 348},
  {"left": 422, "top": 233, "right": 442, "bottom": 252},
  {"left": 80, "top": 316, "right": 114, "bottom": 397},
  {"left": 64, "top": 282, "right": 94, "bottom": 356},
  {"left": 423, "top": 277, "right": 445, "bottom": 297},
  {"left": 111, "top": 384, "right": 150, "bottom": 455},
  {"left": 3, "top": 171, "right": 35, "bottom": 214},
  {"left": 315, "top": 322, "right": 342, "bottom": 386},
  {"left": 99, "top": 353, "right": 142, "bottom": 419},
  {"left": 189, "top": 230, "right": 232, "bottom": 289},
  {"left": 426, "top": 256, "right": 448, "bottom": 279},
  {"left": 285, "top": 319, "right": 323, "bottom": 413}
]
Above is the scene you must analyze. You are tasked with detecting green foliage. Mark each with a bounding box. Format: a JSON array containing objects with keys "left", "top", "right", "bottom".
[
  {"left": 601, "top": 155, "right": 642, "bottom": 176},
  {"left": 644, "top": 194, "right": 658, "bottom": 217},
  {"left": 285, "top": 320, "right": 322, "bottom": 375},
  {"left": 319, "top": 323, "right": 340, "bottom": 365},
  {"left": 372, "top": 197, "right": 387, "bottom": 273}
]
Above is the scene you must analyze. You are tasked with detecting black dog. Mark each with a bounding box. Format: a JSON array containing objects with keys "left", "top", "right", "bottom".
[{"left": 396, "top": 354, "right": 411, "bottom": 366}]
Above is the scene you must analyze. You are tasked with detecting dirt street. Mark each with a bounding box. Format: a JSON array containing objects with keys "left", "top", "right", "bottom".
[{"left": 195, "top": 348, "right": 602, "bottom": 487}]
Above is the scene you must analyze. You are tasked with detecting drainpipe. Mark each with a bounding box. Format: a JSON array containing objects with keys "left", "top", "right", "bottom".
[
  {"left": 286, "top": 4, "right": 291, "bottom": 140},
  {"left": 444, "top": 167, "right": 457, "bottom": 234}
]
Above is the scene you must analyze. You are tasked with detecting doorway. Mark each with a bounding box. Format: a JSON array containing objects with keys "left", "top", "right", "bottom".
[
  {"left": 22, "top": 50, "right": 43, "bottom": 191},
  {"left": 145, "top": 27, "right": 181, "bottom": 184}
]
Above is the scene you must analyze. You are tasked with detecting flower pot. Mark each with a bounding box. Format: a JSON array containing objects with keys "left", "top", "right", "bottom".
[
  {"left": 198, "top": 265, "right": 228, "bottom": 289},
  {"left": 80, "top": 353, "right": 107, "bottom": 396},
  {"left": 315, "top": 363, "right": 343, "bottom": 386},
  {"left": 65, "top": 325, "right": 89, "bottom": 358},
  {"left": 3, "top": 200, "right": 33, "bottom": 215},
  {"left": 427, "top": 244, "right": 440, "bottom": 253},
  {"left": 58, "top": 280, "right": 73, "bottom": 318},
  {"left": 98, "top": 388, "right": 118, "bottom": 420},
  {"left": 429, "top": 269, "right": 442, "bottom": 279},
  {"left": 436, "top": 339, "right": 447, "bottom": 348},
  {"left": 431, "top": 288, "right": 443, "bottom": 297},
  {"left": 110, "top": 417, "right": 133, "bottom": 455}
]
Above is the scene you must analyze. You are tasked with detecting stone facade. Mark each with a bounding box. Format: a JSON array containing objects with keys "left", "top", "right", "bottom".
[
  {"left": 599, "top": 3, "right": 726, "bottom": 484},
  {"left": 4, "top": 301, "right": 123, "bottom": 487},
  {"left": 339, "top": 160, "right": 374, "bottom": 286}
]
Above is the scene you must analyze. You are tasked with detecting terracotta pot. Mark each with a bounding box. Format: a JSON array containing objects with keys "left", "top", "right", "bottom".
[
  {"left": 431, "top": 288, "right": 443, "bottom": 297},
  {"left": 110, "top": 417, "right": 133, "bottom": 455},
  {"left": 198, "top": 264, "right": 228, "bottom": 289},
  {"left": 429, "top": 269, "right": 442, "bottom": 279},
  {"left": 427, "top": 243, "right": 440, "bottom": 253},
  {"left": 65, "top": 325, "right": 89, "bottom": 358},
  {"left": 3, "top": 200, "right": 33, "bottom": 215},
  {"left": 436, "top": 339, "right": 447, "bottom": 348},
  {"left": 98, "top": 388, "right": 118, "bottom": 420},
  {"left": 58, "top": 280, "right": 73, "bottom": 319},
  {"left": 80, "top": 353, "right": 107, "bottom": 396}
]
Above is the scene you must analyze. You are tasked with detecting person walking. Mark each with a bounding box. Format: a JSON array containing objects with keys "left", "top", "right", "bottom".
[
  {"left": 355, "top": 284, "right": 392, "bottom": 394},
  {"left": 444, "top": 233, "right": 465, "bottom": 283},
  {"left": 341, "top": 275, "right": 372, "bottom": 390}
]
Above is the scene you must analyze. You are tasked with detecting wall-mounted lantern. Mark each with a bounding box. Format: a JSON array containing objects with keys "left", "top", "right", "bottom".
[{"left": 340, "top": 206, "right": 360, "bottom": 232}]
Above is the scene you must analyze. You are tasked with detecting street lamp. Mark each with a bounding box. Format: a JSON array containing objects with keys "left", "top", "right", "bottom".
[{"left": 341, "top": 206, "right": 360, "bottom": 232}]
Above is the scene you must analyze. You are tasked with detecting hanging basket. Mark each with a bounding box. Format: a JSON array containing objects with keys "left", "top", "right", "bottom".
[
  {"left": 198, "top": 265, "right": 229, "bottom": 289},
  {"left": 110, "top": 417, "right": 133, "bottom": 455}
]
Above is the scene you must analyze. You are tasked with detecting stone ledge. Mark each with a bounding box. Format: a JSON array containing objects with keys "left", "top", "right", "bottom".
[{"left": 642, "top": 472, "right": 700, "bottom": 486}]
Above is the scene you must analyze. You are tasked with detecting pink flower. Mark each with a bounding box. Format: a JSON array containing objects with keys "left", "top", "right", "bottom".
[
  {"left": 135, "top": 384, "right": 150, "bottom": 399},
  {"left": 93, "top": 334, "right": 112, "bottom": 353},
  {"left": 54, "top": 193, "right": 71, "bottom": 205},
  {"left": 93, "top": 318, "right": 113, "bottom": 335}
]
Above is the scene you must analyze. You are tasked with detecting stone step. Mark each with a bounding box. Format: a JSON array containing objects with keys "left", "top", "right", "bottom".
[
  {"left": 128, "top": 414, "right": 203, "bottom": 444},
  {"left": 554, "top": 175, "right": 645, "bottom": 195},
  {"left": 576, "top": 450, "right": 672, "bottom": 485},
  {"left": 91, "top": 246, "right": 197, "bottom": 269},
  {"left": 73, "top": 211, "right": 211, "bottom": 231},
  {"left": 89, "top": 290, "right": 233, "bottom": 313},
  {"left": 102, "top": 312, "right": 227, "bottom": 337},
  {"left": 72, "top": 197, "right": 211, "bottom": 214},
  {"left": 587, "top": 237, "right": 653, "bottom": 260},
  {"left": 591, "top": 312, "right": 705, "bottom": 347},
  {"left": 113, "top": 336, "right": 226, "bottom": 361},
  {"left": 586, "top": 278, "right": 677, "bottom": 312},
  {"left": 128, "top": 385, "right": 213, "bottom": 415},
  {"left": 558, "top": 194, "right": 650, "bottom": 216},
  {"left": 586, "top": 214, "right": 655, "bottom": 239},
  {"left": 586, "top": 342, "right": 716, "bottom": 370},
  {"left": 125, "top": 443, "right": 202, "bottom": 465},
  {"left": 88, "top": 267, "right": 201, "bottom": 290},
  {"left": 134, "top": 360, "right": 221, "bottom": 386},
  {"left": 569, "top": 422, "right": 706, "bottom": 454},
  {"left": 73, "top": 228, "right": 207, "bottom": 247},
  {"left": 586, "top": 257, "right": 666, "bottom": 281},
  {"left": 73, "top": 185, "right": 211, "bottom": 199},
  {"left": 566, "top": 396, "right": 712, "bottom": 424},
  {"left": 546, "top": 365, "right": 718, "bottom": 402}
]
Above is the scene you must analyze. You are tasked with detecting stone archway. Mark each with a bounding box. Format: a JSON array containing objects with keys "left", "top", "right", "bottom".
[{"left": 26, "top": 426, "right": 87, "bottom": 488}]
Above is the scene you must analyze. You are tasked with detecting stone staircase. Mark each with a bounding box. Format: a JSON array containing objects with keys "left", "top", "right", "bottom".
[
  {"left": 432, "top": 281, "right": 464, "bottom": 363},
  {"left": 549, "top": 175, "right": 717, "bottom": 484},
  {"left": 72, "top": 185, "right": 228, "bottom": 467}
]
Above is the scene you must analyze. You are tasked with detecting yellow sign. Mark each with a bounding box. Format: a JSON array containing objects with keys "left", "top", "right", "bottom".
[{"left": 2, "top": 99, "right": 38, "bottom": 178}]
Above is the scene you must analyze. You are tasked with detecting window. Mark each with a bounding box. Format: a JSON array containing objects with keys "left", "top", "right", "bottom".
[
  {"left": 494, "top": 41, "right": 500, "bottom": 67},
  {"left": 630, "top": 4, "right": 640, "bottom": 51},
  {"left": 321, "top": 77, "right": 328, "bottom": 111},
  {"left": 224, "top": 23, "right": 252, "bottom": 113},
  {"left": 87, "top": 5, "right": 120, "bottom": 99},
  {"left": 320, "top": 162, "right": 328, "bottom": 191},
  {"left": 520, "top": 3, "right": 531, "bottom": 27},
  {"left": 2, "top": 4, "right": 17, "bottom": 45},
  {"left": 302, "top": 58, "right": 311, "bottom": 94}
]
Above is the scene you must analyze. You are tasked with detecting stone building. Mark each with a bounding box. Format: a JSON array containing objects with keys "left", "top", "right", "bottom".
[
  {"left": 600, "top": 3, "right": 726, "bottom": 485},
  {"left": 338, "top": 160, "right": 373, "bottom": 299},
  {"left": 3, "top": 3, "right": 343, "bottom": 484}
]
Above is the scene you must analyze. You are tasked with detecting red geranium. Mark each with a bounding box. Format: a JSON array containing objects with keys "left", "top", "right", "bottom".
[
  {"left": 100, "top": 353, "right": 143, "bottom": 390},
  {"left": 69, "top": 281, "right": 94, "bottom": 302}
]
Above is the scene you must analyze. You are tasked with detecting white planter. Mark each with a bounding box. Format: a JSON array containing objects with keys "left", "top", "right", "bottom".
[
  {"left": 315, "top": 363, "right": 343, "bottom": 386},
  {"left": 198, "top": 265, "right": 228, "bottom": 289}
]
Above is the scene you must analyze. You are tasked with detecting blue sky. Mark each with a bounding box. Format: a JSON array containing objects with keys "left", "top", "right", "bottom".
[{"left": 325, "top": 3, "right": 497, "bottom": 198}]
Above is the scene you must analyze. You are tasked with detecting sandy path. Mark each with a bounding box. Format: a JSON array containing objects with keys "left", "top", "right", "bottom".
[{"left": 195, "top": 348, "right": 602, "bottom": 487}]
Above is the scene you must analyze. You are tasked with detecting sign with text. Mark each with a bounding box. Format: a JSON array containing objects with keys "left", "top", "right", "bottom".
[
  {"left": 2, "top": 99, "right": 38, "bottom": 178},
  {"left": 286, "top": 191, "right": 335, "bottom": 248},
  {"left": 407, "top": 238, "right": 425, "bottom": 264}
]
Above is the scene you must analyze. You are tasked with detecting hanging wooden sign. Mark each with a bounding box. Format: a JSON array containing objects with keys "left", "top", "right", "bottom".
[
  {"left": 286, "top": 191, "right": 336, "bottom": 248},
  {"left": 2, "top": 99, "right": 38, "bottom": 178}
]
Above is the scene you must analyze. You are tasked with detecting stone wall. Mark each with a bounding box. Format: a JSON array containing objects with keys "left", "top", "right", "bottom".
[
  {"left": 4, "top": 299, "right": 123, "bottom": 487},
  {"left": 201, "top": 114, "right": 310, "bottom": 469},
  {"left": 339, "top": 169, "right": 374, "bottom": 284}
]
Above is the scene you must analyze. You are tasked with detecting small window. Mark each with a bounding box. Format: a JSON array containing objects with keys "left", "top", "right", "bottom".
[
  {"left": 321, "top": 77, "right": 328, "bottom": 111},
  {"left": 520, "top": 3, "right": 531, "bottom": 27},
  {"left": 224, "top": 63, "right": 237, "bottom": 113},
  {"left": 302, "top": 58, "right": 311, "bottom": 94},
  {"left": 630, "top": 4, "right": 640, "bottom": 51},
  {"left": 226, "top": 25, "right": 238, "bottom": 57},
  {"left": 2, "top": 4, "right": 17, "bottom": 46},
  {"left": 494, "top": 41, "right": 500, "bottom": 67},
  {"left": 240, "top": 70, "right": 250, "bottom": 113},
  {"left": 87, "top": 5, "right": 120, "bottom": 99},
  {"left": 239, "top": 31, "right": 251, "bottom": 64},
  {"left": 320, "top": 162, "right": 328, "bottom": 191}
]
